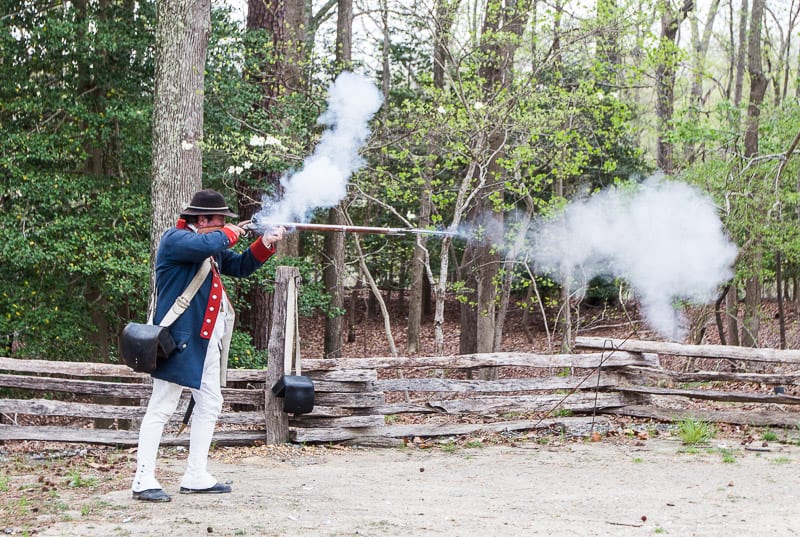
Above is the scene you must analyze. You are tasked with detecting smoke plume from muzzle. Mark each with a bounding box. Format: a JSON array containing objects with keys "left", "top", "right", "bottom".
[
  {"left": 252, "top": 72, "right": 383, "bottom": 228},
  {"left": 528, "top": 176, "right": 738, "bottom": 341}
]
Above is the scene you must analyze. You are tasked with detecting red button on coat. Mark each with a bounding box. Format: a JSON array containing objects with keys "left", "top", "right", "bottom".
[{"left": 200, "top": 264, "right": 224, "bottom": 340}]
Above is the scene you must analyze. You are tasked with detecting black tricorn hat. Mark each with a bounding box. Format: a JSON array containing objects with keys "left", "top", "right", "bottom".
[{"left": 180, "top": 189, "right": 238, "bottom": 218}]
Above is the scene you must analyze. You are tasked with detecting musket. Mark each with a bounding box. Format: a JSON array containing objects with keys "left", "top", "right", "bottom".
[
  {"left": 177, "top": 396, "right": 195, "bottom": 436},
  {"left": 241, "top": 221, "right": 457, "bottom": 237}
]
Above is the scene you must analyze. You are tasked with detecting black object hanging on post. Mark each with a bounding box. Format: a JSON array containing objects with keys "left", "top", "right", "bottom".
[
  {"left": 270, "top": 269, "right": 314, "bottom": 415},
  {"left": 271, "top": 375, "right": 315, "bottom": 414}
]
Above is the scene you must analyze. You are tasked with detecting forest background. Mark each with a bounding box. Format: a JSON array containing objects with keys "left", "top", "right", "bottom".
[{"left": 2, "top": 0, "right": 800, "bottom": 367}]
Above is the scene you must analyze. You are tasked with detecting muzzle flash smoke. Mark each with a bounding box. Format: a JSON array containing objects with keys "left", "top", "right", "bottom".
[
  {"left": 527, "top": 177, "right": 738, "bottom": 341},
  {"left": 249, "top": 72, "right": 384, "bottom": 234}
]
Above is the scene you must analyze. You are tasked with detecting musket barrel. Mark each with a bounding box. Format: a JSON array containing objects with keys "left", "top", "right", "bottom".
[{"left": 243, "top": 221, "right": 457, "bottom": 237}]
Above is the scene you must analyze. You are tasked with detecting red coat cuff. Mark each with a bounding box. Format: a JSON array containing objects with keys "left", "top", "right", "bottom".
[
  {"left": 221, "top": 227, "right": 239, "bottom": 247},
  {"left": 249, "top": 238, "right": 275, "bottom": 262}
]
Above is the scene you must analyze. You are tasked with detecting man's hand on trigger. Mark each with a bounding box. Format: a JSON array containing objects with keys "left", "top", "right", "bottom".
[{"left": 261, "top": 225, "right": 286, "bottom": 247}]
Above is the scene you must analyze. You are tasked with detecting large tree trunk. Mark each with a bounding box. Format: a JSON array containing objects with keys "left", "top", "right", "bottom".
[
  {"left": 150, "top": 0, "right": 209, "bottom": 301},
  {"left": 245, "top": 0, "right": 308, "bottom": 263},
  {"left": 323, "top": 206, "right": 346, "bottom": 358},
  {"left": 242, "top": 0, "right": 309, "bottom": 348},
  {"left": 740, "top": 0, "right": 767, "bottom": 348}
]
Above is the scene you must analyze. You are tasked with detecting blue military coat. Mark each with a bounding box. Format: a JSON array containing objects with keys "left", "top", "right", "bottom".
[{"left": 151, "top": 219, "right": 275, "bottom": 389}]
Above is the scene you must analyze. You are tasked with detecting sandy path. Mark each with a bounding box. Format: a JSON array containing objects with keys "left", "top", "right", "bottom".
[{"left": 36, "top": 437, "right": 799, "bottom": 536}]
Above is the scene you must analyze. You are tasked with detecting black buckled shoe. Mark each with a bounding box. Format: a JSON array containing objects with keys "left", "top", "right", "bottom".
[
  {"left": 132, "top": 488, "right": 171, "bottom": 502},
  {"left": 179, "top": 482, "right": 232, "bottom": 494}
]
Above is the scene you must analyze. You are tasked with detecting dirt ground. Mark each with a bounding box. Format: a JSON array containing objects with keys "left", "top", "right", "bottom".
[{"left": 7, "top": 431, "right": 797, "bottom": 537}]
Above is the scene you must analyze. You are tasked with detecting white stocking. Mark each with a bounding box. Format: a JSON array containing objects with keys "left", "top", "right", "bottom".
[{"left": 132, "top": 379, "right": 182, "bottom": 492}]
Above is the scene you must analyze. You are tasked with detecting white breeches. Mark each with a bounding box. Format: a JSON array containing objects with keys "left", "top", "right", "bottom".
[{"left": 132, "top": 310, "right": 228, "bottom": 492}]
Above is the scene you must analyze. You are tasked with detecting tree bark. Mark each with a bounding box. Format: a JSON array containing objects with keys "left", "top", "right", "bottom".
[
  {"left": 336, "top": 0, "right": 353, "bottom": 70},
  {"left": 595, "top": 0, "right": 621, "bottom": 87},
  {"left": 458, "top": 0, "right": 530, "bottom": 359},
  {"left": 726, "top": 283, "right": 740, "bottom": 346},
  {"left": 150, "top": 0, "right": 210, "bottom": 307},
  {"left": 740, "top": 0, "right": 767, "bottom": 348},
  {"left": 242, "top": 0, "right": 309, "bottom": 348},
  {"left": 733, "top": 0, "right": 749, "bottom": 105},
  {"left": 776, "top": 251, "right": 786, "bottom": 349},
  {"left": 407, "top": 183, "right": 432, "bottom": 354},
  {"left": 654, "top": 0, "right": 693, "bottom": 174},
  {"left": 323, "top": 205, "right": 346, "bottom": 358},
  {"left": 322, "top": 0, "right": 354, "bottom": 359}
]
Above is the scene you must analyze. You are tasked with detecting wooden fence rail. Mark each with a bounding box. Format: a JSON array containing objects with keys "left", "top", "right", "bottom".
[{"left": 2, "top": 337, "right": 800, "bottom": 446}]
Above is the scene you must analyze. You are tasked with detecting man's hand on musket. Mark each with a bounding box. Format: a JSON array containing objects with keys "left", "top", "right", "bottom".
[
  {"left": 223, "top": 222, "right": 247, "bottom": 239},
  {"left": 261, "top": 225, "right": 286, "bottom": 247}
]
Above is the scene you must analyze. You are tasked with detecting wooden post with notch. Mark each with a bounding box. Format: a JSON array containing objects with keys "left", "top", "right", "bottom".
[{"left": 264, "top": 266, "right": 300, "bottom": 444}]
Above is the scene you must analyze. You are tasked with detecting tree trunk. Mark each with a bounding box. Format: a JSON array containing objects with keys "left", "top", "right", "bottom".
[
  {"left": 743, "top": 0, "right": 767, "bottom": 158},
  {"left": 595, "top": 0, "right": 621, "bottom": 87},
  {"left": 242, "top": 0, "right": 309, "bottom": 348},
  {"left": 733, "top": 0, "right": 749, "bottom": 106},
  {"left": 150, "top": 0, "right": 210, "bottom": 305},
  {"left": 741, "top": 257, "right": 761, "bottom": 347},
  {"left": 413, "top": 0, "right": 456, "bottom": 354},
  {"left": 726, "top": 283, "right": 741, "bottom": 346},
  {"left": 407, "top": 183, "right": 432, "bottom": 354},
  {"left": 323, "top": 206, "right": 346, "bottom": 358},
  {"left": 654, "top": 0, "right": 693, "bottom": 174},
  {"left": 433, "top": 0, "right": 460, "bottom": 88},
  {"left": 458, "top": 0, "right": 529, "bottom": 360},
  {"left": 740, "top": 0, "right": 767, "bottom": 348},
  {"left": 685, "top": 0, "right": 720, "bottom": 164},
  {"left": 335, "top": 0, "right": 352, "bottom": 70},
  {"left": 714, "top": 284, "right": 729, "bottom": 345},
  {"left": 246, "top": 0, "right": 308, "bottom": 261},
  {"left": 321, "top": 1, "right": 353, "bottom": 359},
  {"left": 776, "top": 252, "right": 786, "bottom": 349}
]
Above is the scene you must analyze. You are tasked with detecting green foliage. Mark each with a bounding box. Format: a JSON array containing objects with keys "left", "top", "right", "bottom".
[
  {"left": 585, "top": 276, "right": 620, "bottom": 306},
  {"left": 227, "top": 330, "right": 269, "bottom": 369},
  {"left": 761, "top": 429, "right": 778, "bottom": 442},
  {"left": 680, "top": 101, "right": 800, "bottom": 291},
  {"left": 66, "top": 470, "right": 96, "bottom": 489},
  {"left": 676, "top": 417, "right": 716, "bottom": 446},
  {"left": 719, "top": 448, "right": 736, "bottom": 464},
  {"left": 1, "top": 0, "right": 796, "bottom": 362},
  {"left": 0, "top": 0, "right": 154, "bottom": 359}
]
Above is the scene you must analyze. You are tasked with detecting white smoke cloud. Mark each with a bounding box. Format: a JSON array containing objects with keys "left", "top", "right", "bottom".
[
  {"left": 529, "top": 176, "right": 738, "bottom": 341},
  {"left": 253, "top": 72, "right": 383, "bottom": 227}
]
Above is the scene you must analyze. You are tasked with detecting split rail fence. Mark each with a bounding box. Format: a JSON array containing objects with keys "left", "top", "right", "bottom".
[
  {"left": 2, "top": 338, "right": 799, "bottom": 447},
  {"left": 2, "top": 266, "right": 800, "bottom": 446}
]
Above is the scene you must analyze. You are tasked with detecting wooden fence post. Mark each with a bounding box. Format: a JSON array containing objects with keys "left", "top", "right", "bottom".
[{"left": 264, "top": 266, "right": 300, "bottom": 444}]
